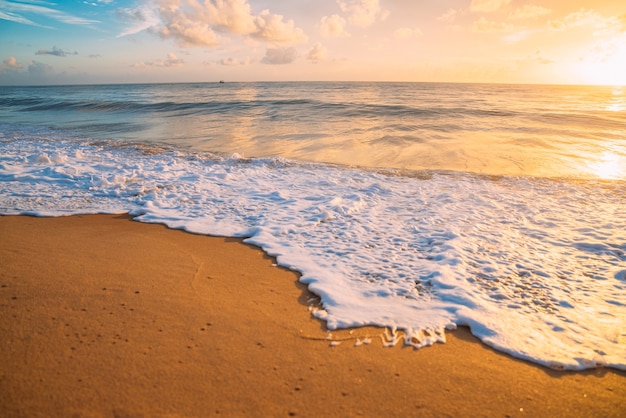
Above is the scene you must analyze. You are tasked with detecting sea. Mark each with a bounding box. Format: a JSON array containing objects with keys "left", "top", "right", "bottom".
[{"left": 1, "top": 82, "right": 624, "bottom": 370}]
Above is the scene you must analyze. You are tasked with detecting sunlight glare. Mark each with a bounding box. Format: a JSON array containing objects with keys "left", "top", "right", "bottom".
[
  {"left": 587, "top": 151, "right": 625, "bottom": 180},
  {"left": 605, "top": 87, "right": 625, "bottom": 111},
  {"left": 577, "top": 36, "right": 626, "bottom": 86}
]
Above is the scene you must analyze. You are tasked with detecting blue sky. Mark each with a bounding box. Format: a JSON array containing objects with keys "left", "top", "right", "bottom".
[{"left": 1, "top": 0, "right": 625, "bottom": 85}]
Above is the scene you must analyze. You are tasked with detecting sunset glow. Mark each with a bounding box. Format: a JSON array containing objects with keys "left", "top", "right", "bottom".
[
  {"left": 576, "top": 35, "right": 626, "bottom": 86},
  {"left": 587, "top": 151, "right": 626, "bottom": 180},
  {"left": 1, "top": 1, "right": 625, "bottom": 85}
]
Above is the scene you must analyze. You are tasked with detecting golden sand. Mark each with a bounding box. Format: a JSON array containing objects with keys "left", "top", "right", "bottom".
[{"left": 1, "top": 214, "right": 624, "bottom": 417}]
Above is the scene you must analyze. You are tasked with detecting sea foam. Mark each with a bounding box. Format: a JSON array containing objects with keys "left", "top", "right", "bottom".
[{"left": 1, "top": 127, "right": 625, "bottom": 370}]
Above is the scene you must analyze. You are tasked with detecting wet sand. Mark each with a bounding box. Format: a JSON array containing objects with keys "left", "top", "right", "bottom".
[{"left": 0, "top": 214, "right": 624, "bottom": 417}]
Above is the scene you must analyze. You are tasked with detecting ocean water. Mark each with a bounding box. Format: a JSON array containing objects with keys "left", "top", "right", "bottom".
[{"left": 1, "top": 82, "right": 625, "bottom": 370}]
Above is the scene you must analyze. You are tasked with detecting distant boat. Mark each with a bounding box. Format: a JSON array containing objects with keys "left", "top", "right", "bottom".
[{"left": 219, "top": 80, "right": 225, "bottom": 84}]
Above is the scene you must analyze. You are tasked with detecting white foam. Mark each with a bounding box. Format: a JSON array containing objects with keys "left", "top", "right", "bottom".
[{"left": 1, "top": 129, "right": 625, "bottom": 370}]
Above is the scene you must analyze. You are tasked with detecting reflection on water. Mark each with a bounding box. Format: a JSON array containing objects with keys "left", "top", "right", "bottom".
[
  {"left": 1, "top": 82, "right": 625, "bottom": 180},
  {"left": 605, "top": 87, "right": 624, "bottom": 112},
  {"left": 582, "top": 87, "right": 626, "bottom": 180},
  {"left": 587, "top": 151, "right": 625, "bottom": 180}
]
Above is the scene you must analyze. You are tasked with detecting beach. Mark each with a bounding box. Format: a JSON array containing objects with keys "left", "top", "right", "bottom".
[
  {"left": 3, "top": 82, "right": 626, "bottom": 371},
  {"left": 0, "top": 214, "right": 624, "bottom": 417}
]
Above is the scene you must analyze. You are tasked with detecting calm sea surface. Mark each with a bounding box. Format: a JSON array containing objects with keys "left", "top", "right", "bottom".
[{"left": 1, "top": 82, "right": 625, "bottom": 370}]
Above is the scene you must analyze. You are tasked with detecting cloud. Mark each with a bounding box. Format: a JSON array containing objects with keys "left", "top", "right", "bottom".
[
  {"left": 119, "top": 0, "right": 307, "bottom": 48},
  {"left": 393, "top": 27, "right": 422, "bottom": 40},
  {"left": 35, "top": 46, "right": 78, "bottom": 57},
  {"left": 0, "top": 9, "right": 38, "bottom": 26},
  {"left": 218, "top": 56, "right": 251, "bottom": 66},
  {"left": 470, "top": 0, "right": 512, "bottom": 13},
  {"left": 472, "top": 17, "right": 515, "bottom": 33},
  {"left": 547, "top": 8, "right": 622, "bottom": 37},
  {"left": 252, "top": 9, "right": 307, "bottom": 42},
  {"left": 2, "top": 56, "right": 23, "bottom": 69},
  {"left": 438, "top": 8, "right": 460, "bottom": 23},
  {"left": 162, "top": 52, "right": 184, "bottom": 67},
  {"left": 157, "top": 7, "right": 221, "bottom": 47},
  {"left": 307, "top": 43, "right": 327, "bottom": 63},
  {"left": 338, "top": 0, "right": 389, "bottom": 28},
  {"left": 582, "top": 35, "right": 626, "bottom": 64},
  {"left": 200, "top": 0, "right": 307, "bottom": 42},
  {"left": 261, "top": 47, "right": 297, "bottom": 65},
  {"left": 0, "top": 0, "right": 98, "bottom": 27},
  {"left": 200, "top": 0, "right": 257, "bottom": 34},
  {"left": 116, "top": 3, "right": 161, "bottom": 37},
  {"left": 320, "top": 14, "right": 349, "bottom": 37},
  {"left": 620, "top": 14, "right": 626, "bottom": 30},
  {"left": 509, "top": 5, "right": 551, "bottom": 21},
  {"left": 28, "top": 60, "right": 55, "bottom": 77},
  {"left": 0, "top": 58, "right": 55, "bottom": 84},
  {"left": 503, "top": 29, "right": 535, "bottom": 44},
  {"left": 607, "top": 13, "right": 626, "bottom": 34},
  {"left": 0, "top": 58, "right": 95, "bottom": 85},
  {"left": 133, "top": 52, "right": 184, "bottom": 68},
  {"left": 85, "top": 0, "right": 114, "bottom": 5}
]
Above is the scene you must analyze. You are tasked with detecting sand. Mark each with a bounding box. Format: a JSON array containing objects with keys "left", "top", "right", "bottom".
[{"left": 0, "top": 214, "right": 624, "bottom": 417}]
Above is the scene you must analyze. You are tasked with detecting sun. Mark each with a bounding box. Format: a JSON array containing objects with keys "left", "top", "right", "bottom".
[{"left": 576, "top": 36, "right": 626, "bottom": 86}]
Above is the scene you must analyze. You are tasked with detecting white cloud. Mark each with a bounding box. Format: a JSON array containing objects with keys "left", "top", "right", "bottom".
[
  {"left": 503, "top": 29, "right": 535, "bottom": 44},
  {"left": 0, "top": 9, "right": 39, "bottom": 26},
  {"left": 583, "top": 36, "right": 626, "bottom": 63},
  {"left": 603, "top": 13, "right": 626, "bottom": 36},
  {"left": 261, "top": 47, "right": 297, "bottom": 65},
  {"left": 320, "top": 14, "right": 349, "bottom": 37},
  {"left": 202, "top": 1, "right": 307, "bottom": 42},
  {"left": 547, "top": 8, "right": 618, "bottom": 36},
  {"left": 252, "top": 9, "right": 307, "bottom": 43},
  {"left": 470, "top": 0, "right": 512, "bottom": 13},
  {"left": 509, "top": 5, "right": 551, "bottom": 21},
  {"left": 158, "top": 7, "right": 221, "bottom": 47},
  {"left": 201, "top": 0, "right": 257, "bottom": 35},
  {"left": 338, "top": 0, "right": 389, "bottom": 28},
  {"left": 119, "top": 0, "right": 306, "bottom": 48},
  {"left": 472, "top": 17, "right": 515, "bottom": 33},
  {"left": 163, "top": 52, "right": 184, "bottom": 67},
  {"left": 116, "top": 4, "right": 161, "bottom": 37},
  {"left": 307, "top": 42, "right": 327, "bottom": 63},
  {"left": 0, "top": 0, "right": 98, "bottom": 26}
]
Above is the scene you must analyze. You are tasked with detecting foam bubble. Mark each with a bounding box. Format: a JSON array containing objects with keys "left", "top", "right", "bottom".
[{"left": 1, "top": 128, "right": 625, "bottom": 370}]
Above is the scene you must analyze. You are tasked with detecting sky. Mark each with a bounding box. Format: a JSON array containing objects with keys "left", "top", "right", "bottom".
[{"left": 1, "top": 0, "right": 625, "bottom": 85}]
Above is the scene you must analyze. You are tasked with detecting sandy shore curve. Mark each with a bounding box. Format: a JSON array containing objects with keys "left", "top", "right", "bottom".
[{"left": 1, "top": 214, "right": 624, "bottom": 417}]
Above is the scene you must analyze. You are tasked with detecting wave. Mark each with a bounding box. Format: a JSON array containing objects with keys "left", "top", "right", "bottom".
[
  {"left": 2, "top": 82, "right": 625, "bottom": 180},
  {"left": 1, "top": 126, "right": 625, "bottom": 371},
  {"left": 0, "top": 93, "right": 541, "bottom": 121}
]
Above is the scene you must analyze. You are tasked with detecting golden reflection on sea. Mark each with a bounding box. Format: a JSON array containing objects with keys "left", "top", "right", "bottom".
[
  {"left": 584, "top": 87, "right": 626, "bottom": 180},
  {"left": 587, "top": 151, "right": 625, "bottom": 180},
  {"left": 605, "top": 87, "right": 624, "bottom": 112}
]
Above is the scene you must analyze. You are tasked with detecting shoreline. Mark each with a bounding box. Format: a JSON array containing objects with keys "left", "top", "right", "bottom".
[{"left": 1, "top": 214, "right": 624, "bottom": 417}]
